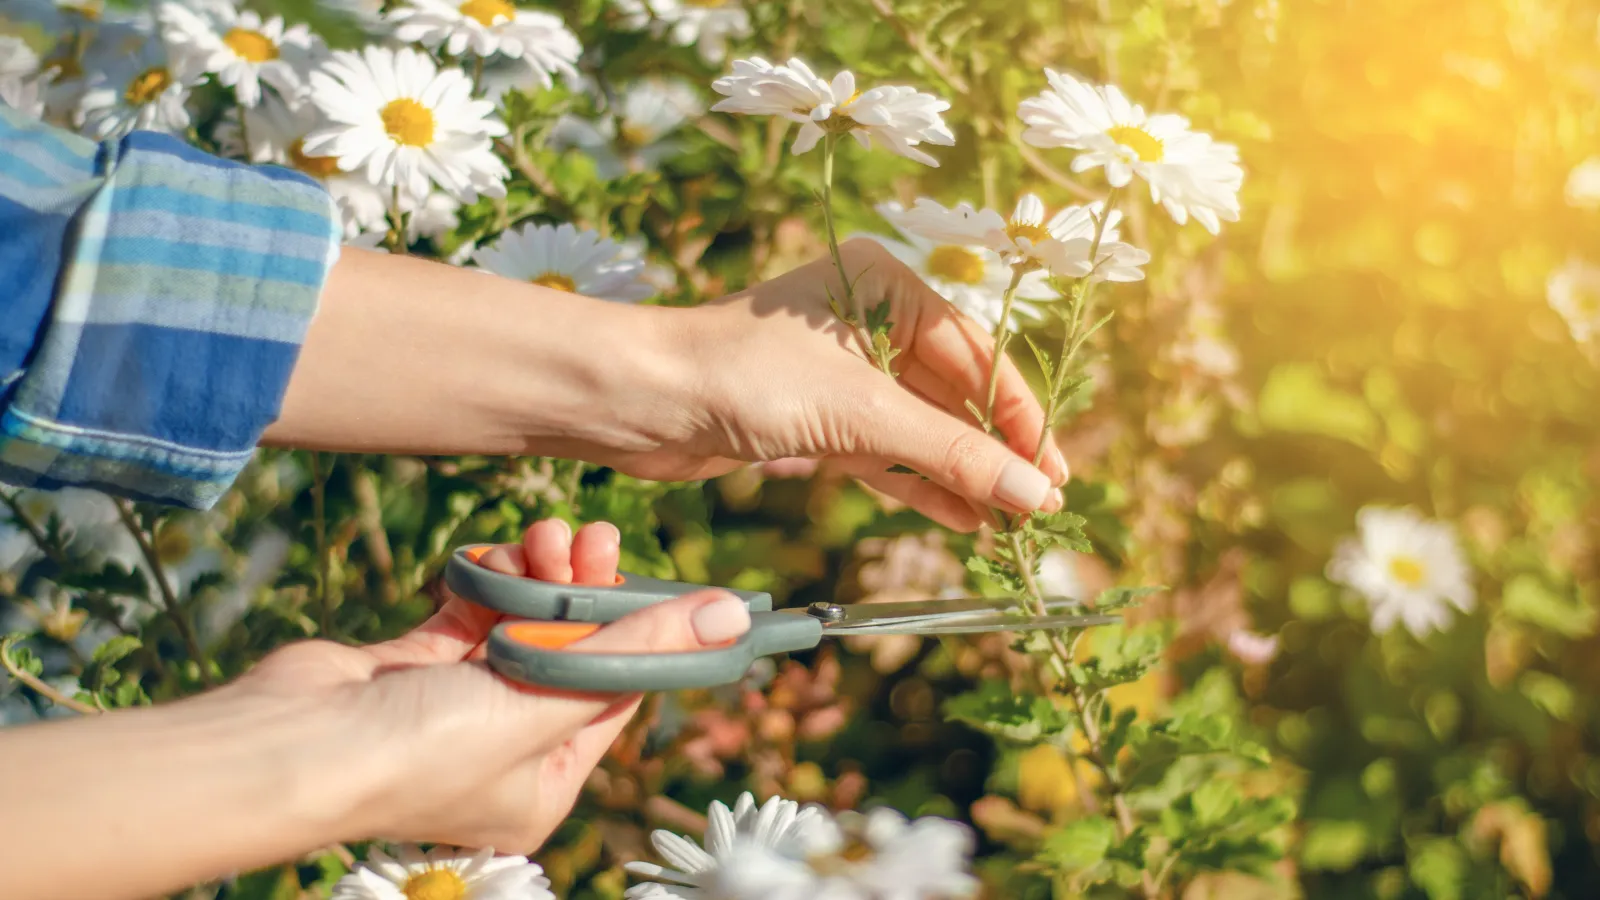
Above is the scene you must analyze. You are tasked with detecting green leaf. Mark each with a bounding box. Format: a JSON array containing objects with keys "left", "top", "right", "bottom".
[
  {"left": 91, "top": 635, "right": 142, "bottom": 667},
  {"left": 1409, "top": 838, "right": 1467, "bottom": 900},
  {"left": 1191, "top": 780, "right": 1241, "bottom": 827},
  {"left": 943, "top": 679, "right": 1071, "bottom": 742},
  {"left": 1029, "top": 511, "right": 1091, "bottom": 553},
  {"left": 1501, "top": 573, "right": 1596, "bottom": 638},
  {"left": 1299, "top": 820, "right": 1369, "bottom": 872},
  {"left": 1036, "top": 816, "right": 1117, "bottom": 873},
  {"left": 1023, "top": 334, "right": 1055, "bottom": 384},
  {"left": 1092, "top": 586, "right": 1162, "bottom": 611}
]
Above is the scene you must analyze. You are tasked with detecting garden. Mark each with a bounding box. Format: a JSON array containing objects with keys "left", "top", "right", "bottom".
[{"left": 2, "top": 0, "right": 1598, "bottom": 897}]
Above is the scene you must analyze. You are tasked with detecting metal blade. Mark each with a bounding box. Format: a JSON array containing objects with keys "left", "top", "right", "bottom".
[
  {"left": 821, "top": 610, "right": 1120, "bottom": 636},
  {"left": 802, "top": 594, "right": 1089, "bottom": 627}
]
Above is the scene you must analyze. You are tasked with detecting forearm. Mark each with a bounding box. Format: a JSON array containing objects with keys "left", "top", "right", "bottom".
[
  {"left": 262, "top": 248, "right": 699, "bottom": 458},
  {"left": 0, "top": 690, "right": 376, "bottom": 900}
]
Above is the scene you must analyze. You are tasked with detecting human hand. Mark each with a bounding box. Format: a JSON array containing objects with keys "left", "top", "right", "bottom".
[
  {"left": 596, "top": 240, "right": 1070, "bottom": 531},
  {"left": 231, "top": 518, "right": 750, "bottom": 852}
]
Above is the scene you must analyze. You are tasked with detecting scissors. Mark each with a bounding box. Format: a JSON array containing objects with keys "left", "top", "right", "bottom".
[{"left": 445, "top": 543, "right": 1120, "bottom": 692}]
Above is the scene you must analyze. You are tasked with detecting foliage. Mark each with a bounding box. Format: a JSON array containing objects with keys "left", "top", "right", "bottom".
[{"left": 3, "top": 0, "right": 1600, "bottom": 896}]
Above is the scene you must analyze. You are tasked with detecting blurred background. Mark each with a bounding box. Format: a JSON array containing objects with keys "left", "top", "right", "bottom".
[{"left": 3, "top": 0, "right": 1600, "bottom": 897}]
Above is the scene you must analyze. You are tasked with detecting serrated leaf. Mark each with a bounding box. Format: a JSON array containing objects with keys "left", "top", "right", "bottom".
[
  {"left": 1036, "top": 816, "right": 1117, "bottom": 872},
  {"left": 1093, "top": 586, "right": 1161, "bottom": 611},
  {"left": 1023, "top": 334, "right": 1055, "bottom": 384},
  {"left": 1192, "top": 780, "right": 1240, "bottom": 827},
  {"left": 91, "top": 635, "right": 142, "bottom": 667},
  {"left": 943, "top": 680, "right": 1070, "bottom": 742}
]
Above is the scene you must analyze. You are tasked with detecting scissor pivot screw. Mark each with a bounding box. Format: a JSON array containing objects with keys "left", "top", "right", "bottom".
[{"left": 807, "top": 602, "right": 847, "bottom": 622}]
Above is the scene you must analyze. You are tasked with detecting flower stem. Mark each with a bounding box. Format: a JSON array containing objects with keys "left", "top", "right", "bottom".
[
  {"left": 1032, "top": 191, "right": 1120, "bottom": 467},
  {"left": 0, "top": 491, "right": 68, "bottom": 568},
  {"left": 0, "top": 635, "right": 98, "bottom": 716},
  {"left": 982, "top": 266, "right": 1028, "bottom": 431},
  {"left": 471, "top": 54, "right": 485, "bottom": 95},
  {"left": 112, "top": 500, "right": 213, "bottom": 688},
  {"left": 386, "top": 185, "right": 406, "bottom": 253},
  {"left": 820, "top": 134, "right": 895, "bottom": 376}
]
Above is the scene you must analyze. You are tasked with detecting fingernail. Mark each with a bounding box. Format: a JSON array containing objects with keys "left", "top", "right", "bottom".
[
  {"left": 1052, "top": 446, "right": 1071, "bottom": 483},
  {"left": 995, "top": 460, "right": 1052, "bottom": 511},
  {"left": 1043, "top": 487, "right": 1064, "bottom": 512},
  {"left": 597, "top": 521, "right": 621, "bottom": 546},
  {"left": 554, "top": 519, "right": 573, "bottom": 540},
  {"left": 691, "top": 592, "right": 751, "bottom": 644}
]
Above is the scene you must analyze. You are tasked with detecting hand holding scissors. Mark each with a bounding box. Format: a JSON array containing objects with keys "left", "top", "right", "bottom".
[{"left": 446, "top": 542, "right": 1119, "bottom": 692}]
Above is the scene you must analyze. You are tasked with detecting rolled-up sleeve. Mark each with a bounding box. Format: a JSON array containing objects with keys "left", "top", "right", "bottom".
[{"left": 0, "top": 105, "right": 340, "bottom": 509}]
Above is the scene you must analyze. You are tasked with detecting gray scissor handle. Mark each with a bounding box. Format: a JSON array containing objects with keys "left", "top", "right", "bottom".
[
  {"left": 486, "top": 611, "right": 825, "bottom": 691},
  {"left": 445, "top": 543, "right": 775, "bottom": 621}
]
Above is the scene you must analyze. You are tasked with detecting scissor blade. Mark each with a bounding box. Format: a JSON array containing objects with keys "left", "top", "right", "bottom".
[
  {"left": 817, "top": 594, "right": 1089, "bottom": 626},
  {"left": 820, "top": 610, "right": 1120, "bottom": 636}
]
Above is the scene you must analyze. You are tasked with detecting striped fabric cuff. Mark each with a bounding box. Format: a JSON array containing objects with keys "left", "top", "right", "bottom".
[{"left": 0, "top": 127, "right": 341, "bottom": 509}]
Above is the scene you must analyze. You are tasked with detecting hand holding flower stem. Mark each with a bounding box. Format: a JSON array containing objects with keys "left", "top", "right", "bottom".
[{"left": 821, "top": 134, "right": 898, "bottom": 376}]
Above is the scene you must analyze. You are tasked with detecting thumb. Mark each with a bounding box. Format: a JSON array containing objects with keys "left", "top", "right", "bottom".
[
  {"left": 854, "top": 384, "right": 1058, "bottom": 516},
  {"left": 519, "top": 590, "right": 752, "bottom": 733}
]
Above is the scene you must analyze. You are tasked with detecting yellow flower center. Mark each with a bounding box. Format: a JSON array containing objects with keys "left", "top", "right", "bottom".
[
  {"left": 925, "top": 245, "right": 986, "bottom": 285},
  {"left": 403, "top": 869, "right": 466, "bottom": 900},
  {"left": 381, "top": 98, "right": 436, "bottom": 147},
  {"left": 618, "top": 122, "right": 653, "bottom": 147},
  {"left": 223, "top": 28, "right": 278, "bottom": 63},
  {"left": 64, "top": 1, "right": 102, "bottom": 19},
  {"left": 681, "top": 0, "right": 729, "bottom": 6},
  {"left": 1388, "top": 555, "right": 1427, "bottom": 588},
  {"left": 1573, "top": 286, "right": 1600, "bottom": 318},
  {"left": 459, "top": 0, "right": 515, "bottom": 26},
  {"left": 41, "top": 604, "right": 88, "bottom": 643},
  {"left": 1106, "top": 124, "right": 1164, "bottom": 163},
  {"left": 288, "top": 139, "right": 342, "bottom": 179},
  {"left": 807, "top": 837, "right": 875, "bottom": 876},
  {"left": 1005, "top": 221, "right": 1052, "bottom": 245},
  {"left": 124, "top": 67, "right": 172, "bottom": 106},
  {"left": 532, "top": 273, "right": 577, "bottom": 292},
  {"left": 43, "top": 49, "right": 84, "bottom": 80}
]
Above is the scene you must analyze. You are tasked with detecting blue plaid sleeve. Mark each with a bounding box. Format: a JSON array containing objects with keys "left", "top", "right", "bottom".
[{"left": 0, "top": 105, "right": 341, "bottom": 509}]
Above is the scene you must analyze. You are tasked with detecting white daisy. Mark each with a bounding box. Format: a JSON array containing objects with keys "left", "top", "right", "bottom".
[
  {"left": 388, "top": 0, "right": 580, "bottom": 89},
  {"left": 472, "top": 222, "right": 657, "bottom": 302},
  {"left": 331, "top": 845, "right": 553, "bottom": 900},
  {"left": 624, "top": 792, "right": 835, "bottom": 898},
  {"left": 1, "top": 73, "right": 51, "bottom": 118},
  {"left": 303, "top": 45, "right": 509, "bottom": 205},
  {"left": 75, "top": 39, "right": 197, "bottom": 140},
  {"left": 156, "top": 2, "right": 320, "bottom": 107},
  {"left": 711, "top": 807, "right": 980, "bottom": 900},
  {"left": 549, "top": 77, "right": 702, "bottom": 179},
  {"left": 1547, "top": 258, "right": 1600, "bottom": 344},
  {"left": 1566, "top": 157, "right": 1600, "bottom": 210},
  {"left": 1019, "top": 68, "right": 1244, "bottom": 234},
  {"left": 614, "top": 0, "right": 751, "bottom": 65},
  {"left": 0, "top": 35, "right": 40, "bottom": 81},
  {"left": 1327, "top": 506, "right": 1476, "bottom": 638},
  {"left": 711, "top": 57, "right": 953, "bottom": 166},
  {"left": 888, "top": 194, "right": 1150, "bottom": 281},
  {"left": 862, "top": 201, "right": 1051, "bottom": 332}
]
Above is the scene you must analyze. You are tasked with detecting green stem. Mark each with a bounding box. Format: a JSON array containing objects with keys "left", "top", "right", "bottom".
[
  {"left": 1032, "top": 191, "right": 1121, "bottom": 467},
  {"left": 982, "top": 266, "right": 1028, "bottom": 430},
  {"left": 1, "top": 636, "right": 98, "bottom": 716},
  {"left": 820, "top": 134, "right": 893, "bottom": 375},
  {"left": 471, "top": 54, "right": 485, "bottom": 95},
  {"left": 386, "top": 185, "right": 406, "bottom": 253},
  {"left": 112, "top": 501, "right": 213, "bottom": 688}
]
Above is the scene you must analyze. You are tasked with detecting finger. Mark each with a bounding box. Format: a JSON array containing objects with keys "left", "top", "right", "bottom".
[
  {"left": 829, "top": 456, "right": 987, "bottom": 532},
  {"left": 911, "top": 305, "right": 1070, "bottom": 485},
  {"left": 515, "top": 589, "right": 753, "bottom": 733},
  {"left": 366, "top": 597, "right": 502, "bottom": 666},
  {"left": 843, "top": 376, "right": 1062, "bottom": 517},
  {"left": 523, "top": 518, "right": 575, "bottom": 583},
  {"left": 571, "top": 522, "right": 621, "bottom": 585}
]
